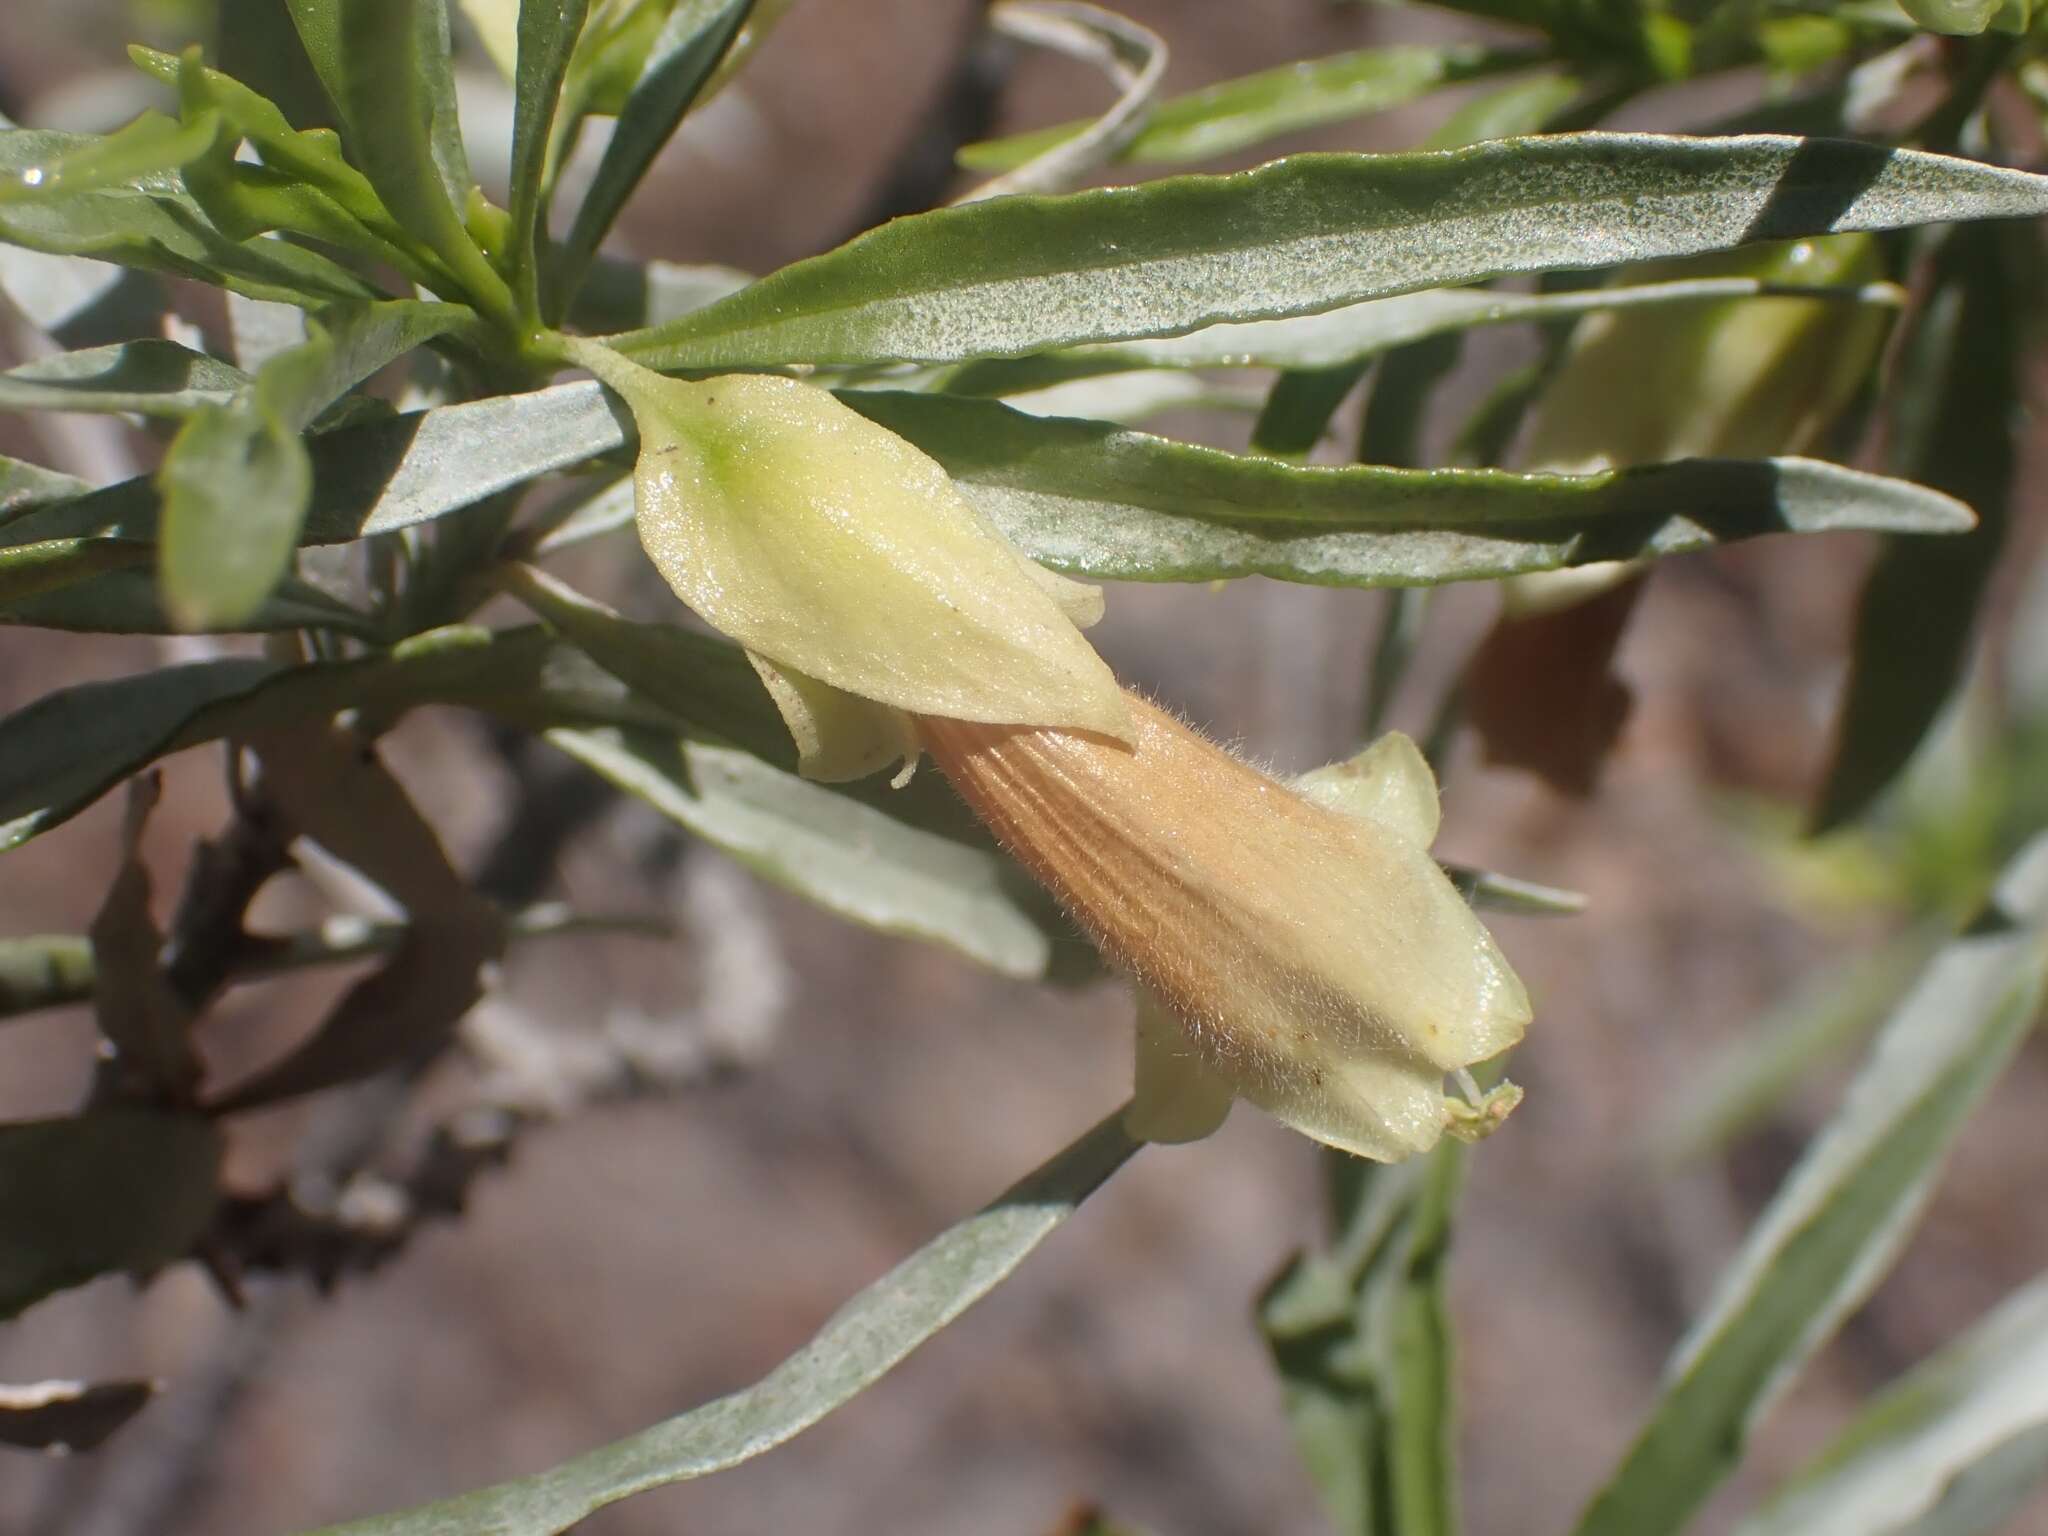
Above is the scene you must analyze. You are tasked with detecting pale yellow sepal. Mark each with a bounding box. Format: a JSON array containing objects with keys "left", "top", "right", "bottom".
[
  {"left": 1293, "top": 731, "right": 1441, "bottom": 847},
  {"left": 748, "top": 653, "right": 921, "bottom": 783},
  {"left": 563, "top": 339, "right": 1131, "bottom": 745},
  {"left": 1126, "top": 989, "right": 1235, "bottom": 1144}
]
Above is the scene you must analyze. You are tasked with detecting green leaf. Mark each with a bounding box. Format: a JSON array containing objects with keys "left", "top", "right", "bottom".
[
  {"left": 508, "top": 0, "right": 591, "bottom": 321},
  {"left": 0, "top": 1110, "right": 219, "bottom": 1320},
  {"left": 157, "top": 301, "right": 472, "bottom": 628},
  {"left": 1814, "top": 223, "right": 2027, "bottom": 831},
  {"left": 1738, "top": 1273, "right": 2048, "bottom": 1536},
  {"left": 959, "top": 44, "right": 1519, "bottom": 171},
  {"left": 285, "top": 0, "right": 517, "bottom": 328},
  {"left": 156, "top": 397, "right": 311, "bottom": 630},
  {"left": 846, "top": 391, "right": 1975, "bottom": 586},
  {"left": 1422, "top": 72, "right": 1582, "bottom": 150},
  {"left": 0, "top": 537, "right": 153, "bottom": 606},
  {"left": 555, "top": 0, "right": 753, "bottom": 311},
  {"left": 0, "top": 127, "right": 382, "bottom": 307},
  {"left": 944, "top": 272, "right": 1898, "bottom": 391},
  {"left": 299, "top": 1108, "right": 1141, "bottom": 1535},
  {"left": 0, "top": 626, "right": 665, "bottom": 853},
  {"left": 1260, "top": 1141, "right": 1473, "bottom": 1536},
  {"left": 0, "top": 457, "right": 92, "bottom": 526},
  {"left": 959, "top": 2, "right": 1165, "bottom": 202},
  {"left": 1649, "top": 931, "right": 1940, "bottom": 1166},
  {"left": 0, "top": 339, "right": 248, "bottom": 418},
  {"left": 0, "top": 110, "right": 220, "bottom": 205},
  {"left": 612, "top": 134, "right": 2048, "bottom": 369},
  {"left": 7, "top": 356, "right": 1970, "bottom": 596},
  {"left": 546, "top": 726, "right": 1070, "bottom": 979},
  {"left": 131, "top": 46, "right": 453, "bottom": 293},
  {"left": 1, "top": 569, "right": 377, "bottom": 636},
  {"left": 1571, "top": 836, "right": 2048, "bottom": 1536},
  {"left": 1251, "top": 361, "right": 1369, "bottom": 456}
]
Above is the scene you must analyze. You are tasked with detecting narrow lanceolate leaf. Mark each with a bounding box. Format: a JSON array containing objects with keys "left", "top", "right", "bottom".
[
  {"left": 0, "top": 129, "right": 382, "bottom": 308},
  {"left": 0, "top": 625, "right": 665, "bottom": 854},
  {"left": 847, "top": 392, "right": 1974, "bottom": 586},
  {"left": 555, "top": 0, "right": 753, "bottom": 307},
  {"left": 1571, "top": 836, "right": 2048, "bottom": 1536},
  {"left": 612, "top": 135, "right": 2048, "bottom": 368},
  {"left": 0, "top": 537, "right": 153, "bottom": 606},
  {"left": 507, "top": 0, "right": 591, "bottom": 321},
  {"left": 158, "top": 301, "right": 471, "bottom": 628},
  {"left": 1814, "top": 222, "right": 2028, "bottom": 831},
  {"left": 942, "top": 274, "right": 1903, "bottom": 394},
  {"left": 2, "top": 570, "right": 376, "bottom": 637},
  {"left": 301, "top": 1110, "right": 1141, "bottom": 1536},
  {"left": 1737, "top": 1273, "right": 2048, "bottom": 1536},
  {"left": 0, "top": 457, "right": 91, "bottom": 526},
  {"left": 546, "top": 726, "right": 1069, "bottom": 979},
  {"left": 0, "top": 1110, "right": 220, "bottom": 1320},
  {"left": 959, "top": 44, "right": 1519, "bottom": 171},
  {"left": 960, "top": 2, "right": 1166, "bottom": 203},
  {"left": 0, "top": 366, "right": 1971, "bottom": 592},
  {"left": 0, "top": 110, "right": 220, "bottom": 204},
  {"left": 0, "top": 340, "right": 248, "bottom": 418},
  {"left": 285, "top": 0, "right": 516, "bottom": 328}
]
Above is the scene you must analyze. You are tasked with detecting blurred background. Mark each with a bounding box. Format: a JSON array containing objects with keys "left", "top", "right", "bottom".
[{"left": 3, "top": 1, "right": 2047, "bottom": 1533}]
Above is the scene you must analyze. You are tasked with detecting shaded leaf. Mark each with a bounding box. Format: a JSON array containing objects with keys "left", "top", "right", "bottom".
[
  {"left": 0, "top": 127, "right": 381, "bottom": 307},
  {"left": 1571, "top": 836, "right": 2048, "bottom": 1536},
  {"left": 302, "top": 1108, "right": 1141, "bottom": 1535},
  {"left": 959, "top": 44, "right": 1519, "bottom": 171},
  {"left": 2, "top": 569, "right": 376, "bottom": 637},
  {"left": 563, "top": 255, "right": 752, "bottom": 334},
  {"left": 0, "top": 457, "right": 92, "bottom": 526},
  {"left": 0, "top": 1110, "right": 219, "bottom": 1320},
  {"left": 0, "top": 537, "right": 153, "bottom": 606},
  {"left": 1814, "top": 223, "right": 2028, "bottom": 830},
  {"left": 0, "top": 110, "right": 219, "bottom": 205},
  {"left": 89, "top": 777, "right": 201, "bottom": 1103},
  {"left": 0, "top": 339, "right": 248, "bottom": 418},
  {"left": 0, "top": 625, "right": 665, "bottom": 853},
  {"left": 1738, "top": 1273, "right": 2048, "bottom": 1536},
  {"left": 0, "top": 1379, "right": 156, "bottom": 1453},
  {"left": 614, "top": 134, "right": 2048, "bottom": 369}
]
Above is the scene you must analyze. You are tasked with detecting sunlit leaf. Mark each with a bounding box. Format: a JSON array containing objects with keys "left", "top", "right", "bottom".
[
  {"left": 299, "top": 1108, "right": 1141, "bottom": 1535},
  {"left": 1572, "top": 836, "right": 2048, "bottom": 1536},
  {"left": 614, "top": 134, "right": 2048, "bottom": 369}
]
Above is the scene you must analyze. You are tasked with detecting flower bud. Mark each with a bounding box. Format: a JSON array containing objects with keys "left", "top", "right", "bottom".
[{"left": 921, "top": 700, "right": 1531, "bottom": 1161}]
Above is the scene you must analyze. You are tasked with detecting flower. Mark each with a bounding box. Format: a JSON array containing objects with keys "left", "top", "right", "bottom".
[
  {"left": 920, "top": 702, "right": 1531, "bottom": 1161},
  {"left": 570, "top": 338, "right": 1532, "bottom": 1162}
]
